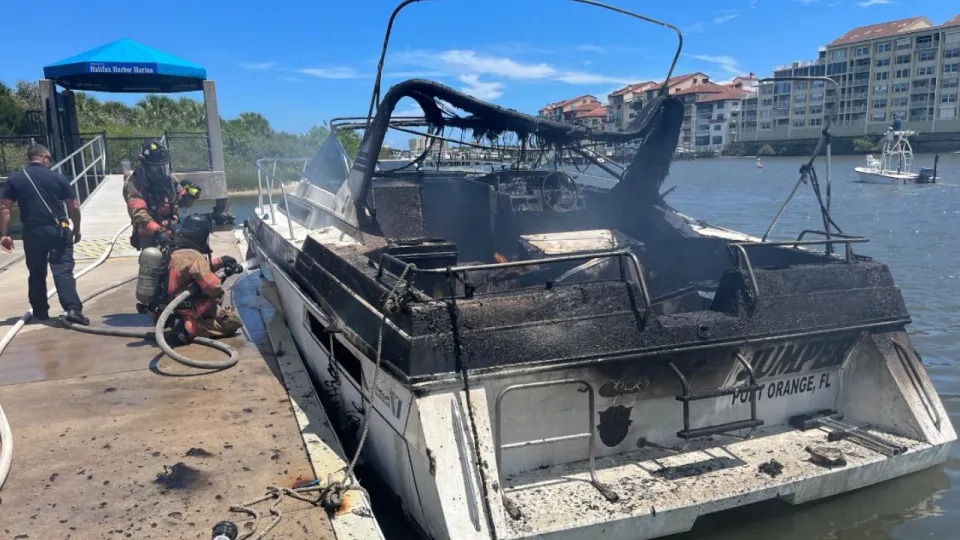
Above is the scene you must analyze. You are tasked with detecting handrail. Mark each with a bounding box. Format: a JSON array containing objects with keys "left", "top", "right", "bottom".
[
  {"left": 50, "top": 135, "right": 108, "bottom": 207},
  {"left": 255, "top": 157, "right": 364, "bottom": 242},
  {"left": 794, "top": 229, "right": 868, "bottom": 252},
  {"left": 729, "top": 238, "right": 871, "bottom": 311},
  {"left": 494, "top": 379, "right": 618, "bottom": 515},
  {"left": 376, "top": 248, "right": 652, "bottom": 325},
  {"left": 255, "top": 157, "right": 310, "bottom": 241}
]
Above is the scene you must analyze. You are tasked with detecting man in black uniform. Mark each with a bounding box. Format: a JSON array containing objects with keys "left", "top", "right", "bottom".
[{"left": 0, "top": 144, "right": 89, "bottom": 325}]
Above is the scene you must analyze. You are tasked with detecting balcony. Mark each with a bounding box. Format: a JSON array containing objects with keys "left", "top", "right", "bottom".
[{"left": 916, "top": 42, "right": 938, "bottom": 50}]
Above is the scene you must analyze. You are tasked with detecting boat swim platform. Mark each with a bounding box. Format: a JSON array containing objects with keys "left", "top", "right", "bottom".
[{"left": 0, "top": 231, "right": 383, "bottom": 539}]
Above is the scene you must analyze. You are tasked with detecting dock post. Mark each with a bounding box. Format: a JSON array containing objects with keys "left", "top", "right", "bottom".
[
  {"left": 39, "top": 79, "right": 64, "bottom": 162},
  {"left": 202, "top": 80, "right": 231, "bottom": 218}
]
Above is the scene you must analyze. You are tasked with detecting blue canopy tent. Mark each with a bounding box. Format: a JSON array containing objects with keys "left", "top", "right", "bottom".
[
  {"left": 38, "top": 38, "right": 229, "bottom": 216},
  {"left": 43, "top": 38, "right": 207, "bottom": 93}
]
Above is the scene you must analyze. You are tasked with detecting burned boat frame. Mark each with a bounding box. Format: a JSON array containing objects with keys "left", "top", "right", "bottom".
[{"left": 244, "top": 2, "right": 956, "bottom": 539}]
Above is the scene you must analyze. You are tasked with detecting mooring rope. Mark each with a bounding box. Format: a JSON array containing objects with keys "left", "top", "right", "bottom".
[{"left": 227, "top": 262, "right": 415, "bottom": 538}]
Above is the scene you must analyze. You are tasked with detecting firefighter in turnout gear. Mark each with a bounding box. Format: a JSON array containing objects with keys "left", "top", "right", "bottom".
[
  {"left": 166, "top": 213, "right": 244, "bottom": 340},
  {"left": 123, "top": 140, "right": 202, "bottom": 249}
]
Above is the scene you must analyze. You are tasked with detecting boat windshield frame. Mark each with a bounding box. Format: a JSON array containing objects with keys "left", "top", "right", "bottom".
[{"left": 361, "top": 0, "right": 685, "bottom": 130}]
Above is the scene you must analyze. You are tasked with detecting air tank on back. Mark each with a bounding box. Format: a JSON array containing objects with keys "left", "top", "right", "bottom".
[{"left": 136, "top": 247, "right": 165, "bottom": 305}]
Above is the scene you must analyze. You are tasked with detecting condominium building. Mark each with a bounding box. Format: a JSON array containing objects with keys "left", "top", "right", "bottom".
[
  {"left": 692, "top": 88, "right": 753, "bottom": 151},
  {"left": 606, "top": 81, "right": 658, "bottom": 132},
  {"left": 740, "top": 15, "right": 960, "bottom": 142},
  {"left": 539, "top": 72, "right": 758, "bottom": 151},
  {"left": 538, "top": 95, "right": 600, "bottom": 123}
]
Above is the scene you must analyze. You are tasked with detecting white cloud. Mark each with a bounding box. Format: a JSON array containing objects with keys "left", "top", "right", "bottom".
[
  {"left": 438, "top": 50, "right": 555, "bottom": 79},
  {"left": 797, "top": 0, "right": 819, "bottom": 5},
  {"left": 297, "top": 67, "right": 363, "bottom": 79},
  {"left": 554, "top": 72, "right": 634, "bottom": 85},
  {"left": 576, "top": 44, "right": 609, "bottom": 54},
  {"left": 713, "top": 10, "right": 740, "bottom": 24},
  {"left": 239, "top": 61, "right": 276, "bottom": 71},
  {"left": 383, "top": 71, "right": 450, "bottom": 78},
  {"left": 458, "top": 74, "right": 504, "bottom": 100},
  {"left": 393, "top": 49, "right": 636, "bottom": 86},
  {"left": 689, "top": 54, "right": 742, "bottom": 75},
  {"left": 858, "top": 0, "right": 891, "bottom": 6},
  {"left": 391, "top": 107, "right": 425, "bottom": 118},
  {"left": 749, "top": 0, "right": 758, "bottom": 7},
  {"left": 686, "top": 22, "right": 707, "bottom": 34}
]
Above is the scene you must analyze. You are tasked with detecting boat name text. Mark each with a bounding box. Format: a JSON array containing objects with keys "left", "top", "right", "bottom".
[{"left": 732, "top": 372, "right": 833, "bottom": 404}]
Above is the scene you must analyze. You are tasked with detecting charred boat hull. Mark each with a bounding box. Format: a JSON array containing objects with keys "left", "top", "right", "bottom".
[
  {"left": 243, "top": 3, "right": 954, "bottom": 533},
  {"left": 245, "top": 201, "right": 955, "bottom": 540}
]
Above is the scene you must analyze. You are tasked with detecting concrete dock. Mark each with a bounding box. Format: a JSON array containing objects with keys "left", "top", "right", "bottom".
[{"left": 0, "top": 220, "right": 381, "bottom": 538}]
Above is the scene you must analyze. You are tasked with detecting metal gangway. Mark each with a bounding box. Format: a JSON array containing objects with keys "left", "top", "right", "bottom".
[{"left": 1, "top": 135, "right": 136, "bottom": 267}]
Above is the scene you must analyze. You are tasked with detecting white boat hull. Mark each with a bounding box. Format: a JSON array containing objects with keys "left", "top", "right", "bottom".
[
  {"left": 247, "top": 206, "right": 955, "bottom": 540},
  {"left": 854, "top": 167, "right": 934, "bottom": 185}
]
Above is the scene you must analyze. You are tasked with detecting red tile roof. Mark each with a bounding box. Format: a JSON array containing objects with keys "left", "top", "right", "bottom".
[
  {"left": 577, "top": 106, "right": 608, "bottom": 119},
  {"left": 939, "top": 14, "right": 960, "bottom": 29},
  {"left": 675, "top": 82, "right": 729, "bottom": 96},
  {"left": 827, "top": 16, "right": 932, "bottom": 47},
  {"left": 697, "top": 88, "right": 750, "bottom": 104},
  {"left": 609, "top": 81, "right": 657, "bottom": 97},
  {"left": 539, "top": 95, "right": 597, "bottom": 113},
  {"left": 665, "top": 72, "right": 708, "bottom": 87}
]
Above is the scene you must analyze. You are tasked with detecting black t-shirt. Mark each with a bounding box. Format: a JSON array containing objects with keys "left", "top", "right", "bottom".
[{"left": 0, "top": 163, "right": 75, "bottom": 227}]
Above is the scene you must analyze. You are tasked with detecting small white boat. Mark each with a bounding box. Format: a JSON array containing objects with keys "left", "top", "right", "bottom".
[{"left": 854, "top": 130, "right": 938, "bottom": 184}]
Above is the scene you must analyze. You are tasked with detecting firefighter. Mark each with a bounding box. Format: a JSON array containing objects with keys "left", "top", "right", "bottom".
[
  {"left": 123, "top": 140, "right": 203, "bottom": 249},
  {"left": 166, "top": 213, "right": 243, "bottom": 340}
]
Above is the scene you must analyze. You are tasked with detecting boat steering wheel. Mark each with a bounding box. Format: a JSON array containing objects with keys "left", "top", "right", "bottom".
[{"left": 540, "top": 171, "right": 581, "bottom": 213}]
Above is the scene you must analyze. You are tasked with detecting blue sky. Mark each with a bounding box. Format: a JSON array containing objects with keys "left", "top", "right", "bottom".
[{"left": 4, "top": 0, "right": 958, "bottom": 144}]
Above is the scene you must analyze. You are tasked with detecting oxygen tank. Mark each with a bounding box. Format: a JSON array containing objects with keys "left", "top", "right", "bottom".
[{"left": 136, "top": 247, "right": 166, "bottom": 305}]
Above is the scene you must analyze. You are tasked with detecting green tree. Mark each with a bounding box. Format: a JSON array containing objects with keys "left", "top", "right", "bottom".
[
  {"left": 0, "top": 82, "right": 23, "bottom": 135},
  {"left": 1, "top": 78, "right": 395, "bottom": 189},
  {"left": 13, "top": 80, "right": 41, "bottom": 110}
]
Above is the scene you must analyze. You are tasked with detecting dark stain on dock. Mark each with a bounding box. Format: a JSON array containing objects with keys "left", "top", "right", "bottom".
[
  {"left": 185, "top": 447, "right": 214, "bottom": 458},
  {"left": 154, "top": 462, "right": 203, "bottom": 490}
]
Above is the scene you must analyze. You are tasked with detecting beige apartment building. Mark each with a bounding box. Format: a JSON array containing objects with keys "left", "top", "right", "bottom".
[
  {"left": 740, "top": 15, "right": 960, "bottom": 142},
  {"left": 538, "top": 72, "right": 759, "bottom": 152}
]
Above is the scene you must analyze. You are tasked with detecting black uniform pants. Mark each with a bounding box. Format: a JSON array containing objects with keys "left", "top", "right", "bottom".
[{"left": 22, "top": 225, "right": 82, "bottom": 315}]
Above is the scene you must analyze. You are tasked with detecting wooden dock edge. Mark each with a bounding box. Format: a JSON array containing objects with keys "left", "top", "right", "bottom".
[{"left": 233, "top": 230, "right": 386, "bottom": 540}]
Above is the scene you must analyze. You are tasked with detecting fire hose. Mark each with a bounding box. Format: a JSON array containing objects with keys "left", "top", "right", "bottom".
[{"left": 0, "top": 223, "right": 240, "bottom": 491}]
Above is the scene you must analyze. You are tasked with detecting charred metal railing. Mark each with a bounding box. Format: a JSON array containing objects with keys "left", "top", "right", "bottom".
[
  {"left": 759, "top": 76, "right": 844, "bottom": 250},
  {"left": 793, "top": 230, "right": 868, "bottom": 250},
  {"left": 668, "top": 353, "right": 763, "bottom": 440},
  {"left": 375, "top": 249, "right": 652, "bottom": 324},
  {"left": 729, "top": 238, "right": 870, "bottom": 312},
  {"left": 494, "top": 379, "right": 618, "bottom": 519}
]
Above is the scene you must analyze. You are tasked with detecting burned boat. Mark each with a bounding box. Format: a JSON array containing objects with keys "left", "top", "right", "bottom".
[{"left": 243, "top": 2, "right": 956, "bottom": 538}]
